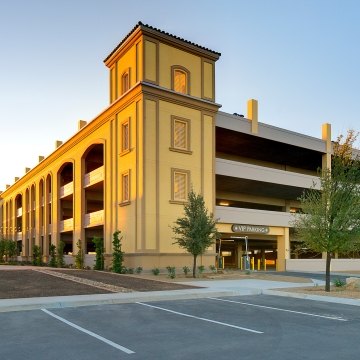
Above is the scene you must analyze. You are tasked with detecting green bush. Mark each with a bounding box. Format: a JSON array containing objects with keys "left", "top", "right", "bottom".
[
  {"left": 135, "top": 266, "right": 143, "bottom": 274},
  {"left": 209, "top": 265, "right": 217, "bottom": 273},
  {"left": 74, "top": 239, "right": 84, "bottom": 269},
  {"left": 182, "top": 265, "right": 190, "bottom": 276},
  {"left": 0, "top": 239, "right": 18, "bottom": 263},
  {"left": 166, "top": 266, "right": 176, "bottom": 279},
  {"left": 334, "top": 278, "right": 346, "bottom": 287},
  {"left": 32, "top": 245, "right": 42, "bottom": 266},
  {"left": 112, "top": 231, "right": 124, "bottom": 273},
  {"left": 197, "top": 265, "right": 205, "bottom": 275},
  {"left": 49, "top": 244, "right": 57, "bottom": 267},
  {"left": 92, "top": 237, "right": 104, "bottom": 270},
  {"left": 152, "top": 267, "right": 160, "bottom": 276},
  {"left": 57, "top": 241, "right": 66, "bottom": 268}
]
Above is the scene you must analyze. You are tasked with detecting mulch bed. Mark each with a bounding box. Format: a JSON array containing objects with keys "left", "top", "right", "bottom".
[
  {"left": 0, "top": 269, "right": 199, "bottom": 299},
  {"left": 52, "top": 269, "right": 200, "bottom": 292}
]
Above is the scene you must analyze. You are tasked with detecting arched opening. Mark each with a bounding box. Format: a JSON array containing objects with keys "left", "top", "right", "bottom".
[
  {"left": 59, "top": 162, "right": 74, "bottom": 254},
  {"left": 83, "top": 144, "right": 104, "bottom": 253},
  {"left": 46, "top": 174, "right": 52, "bottom": 255},
  {"left": 15, "top": 194, "right": 23, "bottom": 255}
]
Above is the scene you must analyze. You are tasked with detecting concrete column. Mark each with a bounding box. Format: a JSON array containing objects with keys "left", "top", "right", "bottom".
[
  {"left": 237, "top": 243, "right": 243, "bottom": 269},
  {"left": 52, "top": 174, "right": 59, "bottom": 247},
  {"left": 73, "top": 158, "right": 85, "bottom": 254},
  {"left": 43, "top": 180, "right": 49, "bottom": 260},
  {"left": 277, "top": 227, "right": 290, "bottom": 271},
  {"left": 35, "top": 182, "right": 41, "bottom": 248}
]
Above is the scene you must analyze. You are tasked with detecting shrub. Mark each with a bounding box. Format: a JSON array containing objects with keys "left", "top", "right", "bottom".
[
  {"left": 334, "top": 278, "right": 346, "bottom": 287},
  {"left": 57, "top": 241, "right": 66, "bottom": 268},
  {"left": 92, "top": 237, "right": 104, "bottom": 270},
  {"left": 32, "top": 245, "right": 42, "bottom": 266},
  {"left": 209, "top": 265, "right": 217, "bottom": 273},
  {"left": 49, "top": 244, "right": 57, "bottom": 267},
  {"left": 135, "top": 266, "right": 143, "bottom": 274},
  {"left": 0, "top": 239, "right": 18, "bottom": 263},
  {"left": 197, "top": 265, "right": 205, "bottom": 275},
  {"left": 112, "top": 231, "right": 124, "bottom": 274},
  {"left": 182, "top": 265, "right": 190, "bottom": 276},
  {"left": 74, "top": 239, "right": 84, "bottom": 269},
  {"left": 166, "top": 266, "right": 176, "bottom": 279},
  {"left": 152, "top": 267, "right": 160, "bottom": 276}
]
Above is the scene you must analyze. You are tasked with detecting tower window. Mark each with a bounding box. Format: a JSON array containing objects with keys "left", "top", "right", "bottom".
[
  {"left": 171, "top": 169, "right": 190, "bottom": 203},
  {"left": 172, "top": 66, "right": 190, "bottom": 94},
  {"left": 121, "top": 118, "right": 130, "bottom": 154},
  {"left": 122, "top": 71, "right": 130, "bottom": 94}
]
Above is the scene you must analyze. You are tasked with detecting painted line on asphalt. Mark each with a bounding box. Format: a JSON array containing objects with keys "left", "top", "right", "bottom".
[
  {"left": 136, "top": 302, "right": 263, "bottom": 334},
  {"left": 41, "top": 309, "right": 135, "bottom": 354},
  {"left": 208, "top": 298, "right": 348, "bottom": 321}
]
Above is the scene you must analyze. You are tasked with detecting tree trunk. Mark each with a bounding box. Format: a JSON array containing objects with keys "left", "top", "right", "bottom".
[
  {"left": 325, "top": 251, "right": 331, "bottom": 292},
  {"left": 193, "top": 255, "right": 197, "bottom": 278}
]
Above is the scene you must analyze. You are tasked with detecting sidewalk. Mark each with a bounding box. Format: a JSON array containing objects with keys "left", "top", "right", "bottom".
[{"left": 1, "top": 277, "right": 360, "bottom": 313}]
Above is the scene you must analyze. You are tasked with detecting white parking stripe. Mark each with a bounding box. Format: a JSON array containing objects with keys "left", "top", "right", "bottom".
[
  {"left": 41, "top": 309, "right": 135, "bottom": 354},
  {"left": 208, "top": 298, "right": 348, "bottom": 321},
  {"left": 136, "top": 302, "right": 263, "bottom": 334}
]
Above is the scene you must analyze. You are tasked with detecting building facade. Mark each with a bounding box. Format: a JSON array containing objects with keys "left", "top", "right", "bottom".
[{"left": 0, "top": 22, "right": 346, "bottom": 271}]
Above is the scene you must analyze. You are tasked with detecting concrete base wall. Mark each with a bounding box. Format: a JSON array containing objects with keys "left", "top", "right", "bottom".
[{"left": 286, "top": 259, "right": 360, "bottom": 272}]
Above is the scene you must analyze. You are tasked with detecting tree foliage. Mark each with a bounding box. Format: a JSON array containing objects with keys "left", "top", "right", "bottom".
[
  {"left": 92, "top": 237, "right": 104, "bottom": 270},
  {"left": 293, "top": 130, "right": 360, "bottom": 291},
  {"left": 172, "top": 189, "right": 220, "bottom": 278},
  {"left": 112, "top": 230, "right": 124, "bottom": 273},
  {"left": 0, "top": 238, "right": 18, "bottom": 263},
  {"left": 74, "top": 239, "right": 84, "bottom": 269}
]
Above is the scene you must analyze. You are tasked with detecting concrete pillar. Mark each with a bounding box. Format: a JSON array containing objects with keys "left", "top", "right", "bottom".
[
  {"left": 247, "top": 99, "right": 258, "bottom": 134},
  {"left": 277, "top": 228, "right": 290, "bottom": 271},
  {"left": 52, "top": 173, "right": 60, "bottom": 247},
  {"left": 35, "top": 182, "right": 41, "bottom": 248},
  {"left": 73, "top": 158, "right": 85, "bottom": 254}
]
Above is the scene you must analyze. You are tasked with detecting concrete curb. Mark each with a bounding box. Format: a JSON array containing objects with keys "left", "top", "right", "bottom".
[
  {"left": 0, "top": 288, "right": 261, "bottom": 313},
  {"left": 263, "top": 289, "right": 360, "bottom": 307}
]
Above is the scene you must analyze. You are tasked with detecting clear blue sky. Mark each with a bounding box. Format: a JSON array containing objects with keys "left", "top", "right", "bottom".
[{"left": 0, "top": 0, "right": 359, "bottom": 189}]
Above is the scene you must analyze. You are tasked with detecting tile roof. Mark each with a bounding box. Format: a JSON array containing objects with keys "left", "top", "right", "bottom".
[{"left": 104, "top": 21, "right": 221, "bottom": 63}]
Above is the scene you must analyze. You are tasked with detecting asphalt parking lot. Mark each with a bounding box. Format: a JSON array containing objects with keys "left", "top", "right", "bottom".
[{"left": 1, "top": 294, "right": 359, "bottom": 360}]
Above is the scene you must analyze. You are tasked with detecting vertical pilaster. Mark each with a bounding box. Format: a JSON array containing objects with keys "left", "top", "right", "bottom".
[
  {"left": 322, "top": 123, "right": 332, "bottom": 170},
  {"left": 52, "top": 174, "right": 59, "bottom": 247},
  {"left": 73, "top": 159, "right": 84, "bottom": 252},
  {"left": 247, "top": 99, "right": 258, "bottom": 134}
]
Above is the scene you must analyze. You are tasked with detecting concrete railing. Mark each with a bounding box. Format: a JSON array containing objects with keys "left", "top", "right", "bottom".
[
  {"left": 59, "top": 218, "right": 74, "bottom": 232},
  {"left": 215, "top": 206, "right": 293, "bottom": 227},
  {"left": 84, "top": 166, "right": 104, "bottom": 187},
  {"left": 216, "top": 158, "right": 320, "bottom": 189},
  {"left": 84, "top": 209, "right": 104, "bottom": 227},
  {"left": 59, "top": 182, "right": 73, "bottom": 198}
]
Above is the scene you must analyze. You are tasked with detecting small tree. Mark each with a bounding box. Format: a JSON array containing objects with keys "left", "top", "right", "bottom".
[
  {"left": 112, "top": 231, "right": 124, "bottom": 273},
  {"left": 0, "top": 239, "right": 18, "bottom": 263},
  {"left": 172, "top": 189, "right": 220, "bottom": 278},
  {"left": 49, "top": 244, "right": 57, "bottom": 267},
  {"left": 293, "top": 130, "right": 360, "bottom": 291},
  {"left": 92, "top": 237, "right": 104, "bottom": 270},
  {"left": 56, "top": 241, "right": 66, "bottom": 268},
  {"left": 74, "top": 239, "right": 84, "bottom": 269},
  {"left": 32, "top": 245, "right": 42, "bottom": 266}
]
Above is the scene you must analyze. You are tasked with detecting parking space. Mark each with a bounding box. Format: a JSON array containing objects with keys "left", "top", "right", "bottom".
[{"left": 1, "top": 295, "right": 359, "bottom": 359}]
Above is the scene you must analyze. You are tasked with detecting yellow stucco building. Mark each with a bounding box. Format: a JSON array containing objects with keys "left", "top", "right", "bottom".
[{"left": 2, "top": 22, "right": 353, "bottom": 272}]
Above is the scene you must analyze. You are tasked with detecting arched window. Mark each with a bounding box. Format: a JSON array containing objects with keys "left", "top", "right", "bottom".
[
  {"left": 122, "top": 71, "right": 130, "bottom": 94},
  {"left": 172, "top": 66, "right": 189, "bottom": 94}
]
